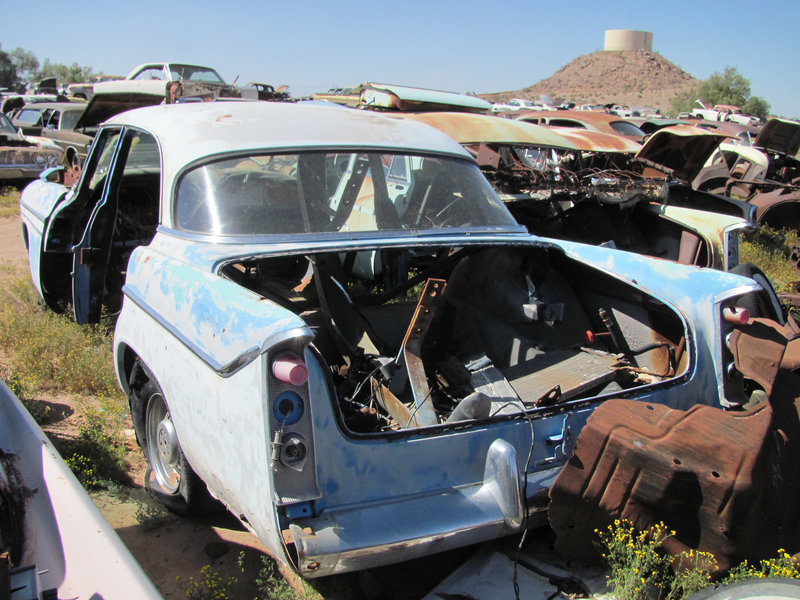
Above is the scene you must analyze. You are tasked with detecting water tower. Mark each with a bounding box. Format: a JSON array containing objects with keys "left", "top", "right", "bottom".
[{"left": 604, "top": 29, "right": 653, "bottom": 52}]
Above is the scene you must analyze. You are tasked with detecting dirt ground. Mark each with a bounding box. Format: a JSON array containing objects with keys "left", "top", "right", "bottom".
[{"left": 0, "top": 213, "right": 483, "bottom": 599}]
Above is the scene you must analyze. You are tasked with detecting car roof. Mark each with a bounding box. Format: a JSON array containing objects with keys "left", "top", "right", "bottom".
[
  {"left": 105, "top": 101, "right": 472, "bottom": 183},
  {"left": 402, "top": 112, "right": 577, "bottom": 148},
  {"left": 519, "top": 110, "right": 631, "bottom": 125},
  {"left": 20, "top": 102, "right": 86, "bottom": 111},
  {"left": 125, "top": 62, "right": 220, "bottom": 78},
  {"left": 549, "top": 127, "right": 641, "bottom": 153}
]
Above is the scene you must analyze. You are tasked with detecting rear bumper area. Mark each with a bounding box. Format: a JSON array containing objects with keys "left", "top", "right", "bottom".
[{"left": 289, "top": 438, "right": 542, "bottom": 577}]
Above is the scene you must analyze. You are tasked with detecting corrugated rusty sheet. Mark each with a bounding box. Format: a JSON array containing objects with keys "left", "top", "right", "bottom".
[
  {"left": 403, "top": 112, "right": 577, "bottom": 149},
  {"left": 549, "top": 317, "right": 800, "bottom": 571},
  {"left": 548, "top": 127, "right": 641, "bottom": 153}
]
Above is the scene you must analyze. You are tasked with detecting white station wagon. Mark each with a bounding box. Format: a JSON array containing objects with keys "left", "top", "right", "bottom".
[{"left": 19, "top": 102, "right": 777, "bottom": 577}]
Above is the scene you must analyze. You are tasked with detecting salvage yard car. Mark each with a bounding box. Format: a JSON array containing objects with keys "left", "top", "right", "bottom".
[
  {"left": 92, "top": 62, "right": 241, "bottom": 102},
  {"left": 0, "top": 112, "right": 62, "bottom": 182},
  {"left": 10, "top": 101, "right": 91, "bottom": 172},
  {"left": 18, "top": 102, "right": 781, "bottom": 577},
  {"left": 405, "top": 112, "right": 753, "bottom": 272}
]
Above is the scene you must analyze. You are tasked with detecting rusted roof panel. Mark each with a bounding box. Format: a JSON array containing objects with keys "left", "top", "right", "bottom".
[
  {"left": 548, "top": 127, "right": 641, "bottom": 153},
  {"left": 360, "top": 83, "right": 491, "bottom": 113},
  {"left": 403, "top": 112, "right": 577, "bottom": 148},
  {"left": 636, "top": 125, "right": 727, "bottom": 182},
  {"left": 754, "top": 118, "right": 800, "bottom": 158},
  {"left": 549, "top": 318, "right": 800, "bottom": 572}
]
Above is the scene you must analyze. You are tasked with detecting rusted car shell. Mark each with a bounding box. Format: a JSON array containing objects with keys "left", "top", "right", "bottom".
[
  {"left": 753, "top": 118, "right": 800, "bottom": 159},
  {"left": 636, "top": 126, "right": 729, "bottom": 183},
  {"left": 401, "top": 112, "right": 577, "bottom": 148},
  {"left": 513, "top": 110, "right": 646, "bottom": 142},
  {"left": 359, "top": 83, "right": 491, "bottom": 113},
  {"left": 549, "top": 317, "right": 800, "bottom": 571},
  {"left": 548, "top": 127, "right": 641, "bottom": 153}
]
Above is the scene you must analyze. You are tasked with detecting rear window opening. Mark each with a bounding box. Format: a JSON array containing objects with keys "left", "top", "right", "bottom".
[{"left": 221, "top": 244, "right": 688, "bottom": 435}]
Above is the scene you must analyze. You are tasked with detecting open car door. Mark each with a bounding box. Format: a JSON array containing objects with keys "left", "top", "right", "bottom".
[{"left": 71, "top": 128, "right": 159, "bottom": 323}]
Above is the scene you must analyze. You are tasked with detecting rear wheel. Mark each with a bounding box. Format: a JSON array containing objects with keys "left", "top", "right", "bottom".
[{"left": 129, "top": 363, "right": 219, "bottom": 515}]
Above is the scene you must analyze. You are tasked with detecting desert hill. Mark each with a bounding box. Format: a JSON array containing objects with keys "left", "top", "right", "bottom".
[{"left": 481, "top": 50, "right": 698, "bottom": 112}]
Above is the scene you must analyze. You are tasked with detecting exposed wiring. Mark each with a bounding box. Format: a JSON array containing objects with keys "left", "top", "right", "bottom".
[
  {"left": 348, "top": 362, "right": 384, "bottom": 403},
  {"left": 495, "top": 399, "right": 535, "bottom": 600},
  {"left": 404, "top": 387, "right": 433, "bottom": 429}
]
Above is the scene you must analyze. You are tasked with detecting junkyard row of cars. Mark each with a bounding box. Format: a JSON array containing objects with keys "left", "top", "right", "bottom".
[{"left": 8, "top": 67, "right": 800, "bottom": 583}]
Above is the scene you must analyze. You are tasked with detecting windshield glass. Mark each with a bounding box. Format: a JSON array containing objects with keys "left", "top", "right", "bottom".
[
  {"left": 0, "top": 113, "right": 18, "bottom": 135},
  {"left": 60, "top": 109, "right": 83, "bottom": 130},
  {"left": 175, "top": 152, "right": 519, "bottom": 236},
  {"left": 168, "top": 64, "right": 225, "bottom": 84},
  {"left": 610, "top": 121, "right": 645, "bottom": 137},
  {"left": 14, "top": 109, "right": 44, "bottom": 126}
]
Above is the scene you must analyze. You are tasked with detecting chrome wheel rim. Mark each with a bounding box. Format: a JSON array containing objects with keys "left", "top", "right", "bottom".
[{"left": 145, "top": 392, "right": 181, "bottom": 494}]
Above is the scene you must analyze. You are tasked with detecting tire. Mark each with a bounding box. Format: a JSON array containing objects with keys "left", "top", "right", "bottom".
[
  {"left": 686, "top": 577, "right": 800, "bottom": 600},
  {"left": 730, "top": 263, "right": 785, "bottom": 324},
  {"left": 128, "top": 362, "right": 220, "bottom": 516}
]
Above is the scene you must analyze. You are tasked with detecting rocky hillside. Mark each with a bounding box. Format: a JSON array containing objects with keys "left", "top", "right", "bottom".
[{"left": 481, "top": 50, "right": 698, "bottom": 112}]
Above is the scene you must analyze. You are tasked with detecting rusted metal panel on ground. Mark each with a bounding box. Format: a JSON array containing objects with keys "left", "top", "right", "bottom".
[{"left": 549, "top": 317, "right": 800, "bottom": 571}]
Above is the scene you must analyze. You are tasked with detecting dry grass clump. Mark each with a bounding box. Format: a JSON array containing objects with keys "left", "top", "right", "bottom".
[
  {"left": 0, "top": 269, "right": 121, "bottom": 398},
  {"left": 0, "top": 186, "right": 20, "bottom": 218},
  {"left": 740, "top": 227, "right": 799, "bottom": 296}
]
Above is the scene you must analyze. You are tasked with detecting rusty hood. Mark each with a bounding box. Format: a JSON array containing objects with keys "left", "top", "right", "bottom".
[
  {"left": 549, "top": 127, "right": 641, "bottom": 153},
  {"left": 402, "top": 112, "right": 577, "bottom": 149},
  {"left": 635, "top": 125, "right": 727, "bottom": 183},
  {"left": 73, "top": 92, "right": 166, "bottom": 130},
  {"left": 753, "top": 118, "right": 800, "bottom": 159}
]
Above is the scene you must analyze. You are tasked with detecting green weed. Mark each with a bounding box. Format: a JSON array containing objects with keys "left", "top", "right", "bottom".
[
  {"left": 55, "top": 404, "right": 128, "bottom": 489},
  {"left": 597, "top": 519, "right": 800, "bottom": 600},
  {"left": 726, "top": 550, "right": 800, "bottom": 582},
  {"left": 0, "top": 365, "right": 52, "bottom": 424},
  {"left": 237, "top": 551, "right": 298, "bottom": 600},
  {"left": 133, "top": 494, "right": 173, "bottom": 531},
  {"left": 740, "top": 226, "right": 799, "bottom": 295},
  {"left": 0, "top": 187, "right": 20, "bottom": 218},
  {"left": 177, "top": 565, "right": 237, "bottom": 600}
]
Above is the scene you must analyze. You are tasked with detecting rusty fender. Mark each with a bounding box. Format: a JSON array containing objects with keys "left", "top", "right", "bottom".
[{"left": 548, "top": 317, "right": 800, "bottom": 571}]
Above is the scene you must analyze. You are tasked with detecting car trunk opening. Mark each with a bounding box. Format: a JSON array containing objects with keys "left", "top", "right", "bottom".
[{"left": 221, "top": 243, "right": 689, "bottom": 434}]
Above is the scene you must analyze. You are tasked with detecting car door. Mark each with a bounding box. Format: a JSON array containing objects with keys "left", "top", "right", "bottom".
[
  {"left": 20, "top": 127, "right": 122, "bottom": 313},
  {"left": 71, "top": 127, "right": 159, "bottom": 323}
]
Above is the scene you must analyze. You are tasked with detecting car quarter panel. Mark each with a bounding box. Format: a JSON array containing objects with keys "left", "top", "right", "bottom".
[{"left": 120, "top": 237, "right": 311, "bottom": 375}]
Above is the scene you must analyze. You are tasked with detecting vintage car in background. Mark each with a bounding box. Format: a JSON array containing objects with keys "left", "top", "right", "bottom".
[
  {"left": 92, "top": 62, "right": 241, "bottom": 102},
  {"left": 241, "top": 82, "right": 292, "bottom": 101},
  {"left": 10, "top": 101, "right": 91, "bottom": 172},
  {"left": 692, "top": 101, "right": 760, "bottom": 126},
  {"left": 0, "top": 112, "right": 62, "bottom": 182},
  {"left": 405, "top": 112, "right": 754, "bottom": 273},
  {"left": 18, "top": 102, "right": 780, "bottom": 577},
  {"left": 65, "top": 74, "right": 124, "bottom": 100},
  {"left": 490, "top": 98, "right": 552, "bottom": 113},
  {"left": 693, "top": 118, "right": 800, "bottom": 230},
  {"left": 514, "top": 109, "right": 646, "bottom": 143},
  {"left": 359, "top": 82, "right": 491, "bottom": 113}
]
